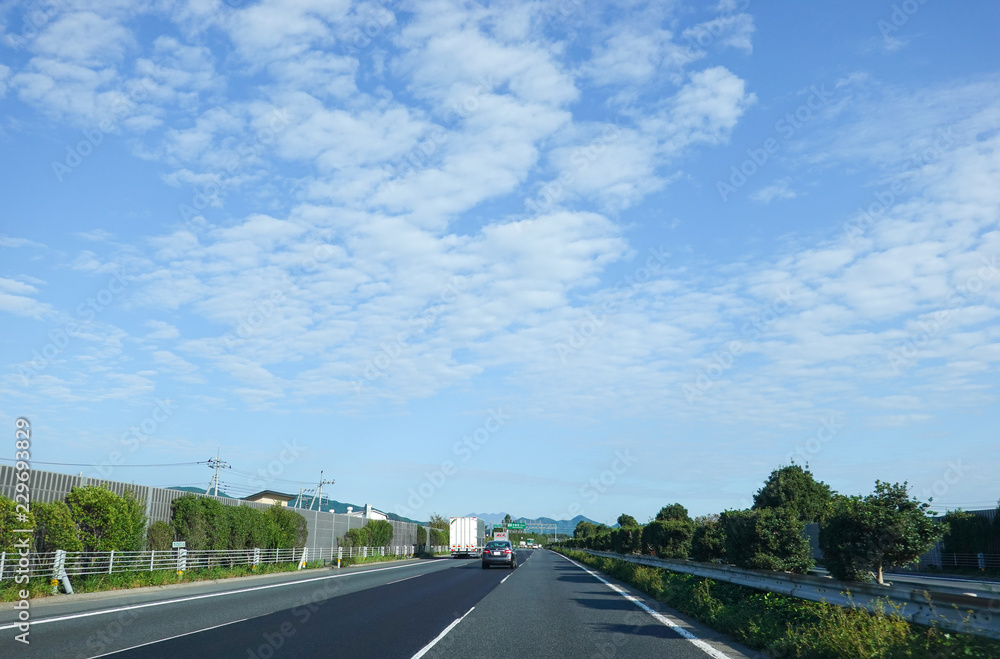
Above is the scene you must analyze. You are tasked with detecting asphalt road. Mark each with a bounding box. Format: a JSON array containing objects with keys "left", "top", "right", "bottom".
[{"left": 1, "top": 549, "right": 758, "bottom": 658}]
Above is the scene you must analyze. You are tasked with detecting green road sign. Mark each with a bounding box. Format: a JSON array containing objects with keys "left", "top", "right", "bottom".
[
  {"left": 507, "top": 523, "right": 525, "bottom": 529},
  {"left": 494, "top": 524, "right": 504, "bottom": 529}
]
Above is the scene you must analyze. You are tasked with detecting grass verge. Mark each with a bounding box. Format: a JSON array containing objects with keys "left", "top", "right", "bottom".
[{"left": 556, "top": 549, "right": 1000, "bottom": 658}]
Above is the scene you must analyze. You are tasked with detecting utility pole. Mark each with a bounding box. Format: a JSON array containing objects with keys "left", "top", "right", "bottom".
[
  {"left": 206, "top": 449, "right": 230, "bottom": 496},
  {"left": 310, "top": 471, "right": 335, "bottom": 511}
]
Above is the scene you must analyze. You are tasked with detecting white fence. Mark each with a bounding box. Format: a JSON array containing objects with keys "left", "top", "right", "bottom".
[{"left": 0, "top": 545, "right": 448, "bottom": 588}]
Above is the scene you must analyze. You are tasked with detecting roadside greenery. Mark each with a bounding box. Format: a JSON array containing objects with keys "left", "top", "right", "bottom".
[
  {"left": 561, "top": 465, "right": 950, "bottom": 584},
  {"left": 555, "top": 549, "right": 1000, "bottom": 659},
  {"left": 820, "top": 482, "right": 944, "bottom": 584}
]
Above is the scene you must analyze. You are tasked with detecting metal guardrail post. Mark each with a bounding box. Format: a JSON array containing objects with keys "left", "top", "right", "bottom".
[
  {"left": 337, "top": 547, "right": 342, "bottom": 568},
  {"left": 108, "top": 550, "right": 115, "bottom": 574},
  {"left": 51, "top": 549, "right": 73, "bottom": 595},
  {"left": 176, "top": 548, "right": 187, "bottom": 576},
  {"left": 253, "top": 548, "right": 261, "bottom": 571},
  {"left": 0, "top": 551, "right": 5, "bottom": 580},
  {"left": 298, "top": 547, "right": 308, "bottom": 570}
]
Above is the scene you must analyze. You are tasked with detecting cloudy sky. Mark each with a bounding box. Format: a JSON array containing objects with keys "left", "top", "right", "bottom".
[{"left": 2, "top": 0, "right": 998, "bottom": 525}]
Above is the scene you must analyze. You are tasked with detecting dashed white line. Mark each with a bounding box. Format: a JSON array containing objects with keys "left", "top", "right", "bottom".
[
  {"left": 556, "top": 553, "right": 734, "bottom": 659},
  {"left": 410, "top": 606, "right": 475, "bottom": 659}
]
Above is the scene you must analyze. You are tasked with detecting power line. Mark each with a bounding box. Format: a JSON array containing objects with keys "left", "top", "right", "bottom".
[{"left": 0, "top": 458, "right": 208, "bottom": 467}]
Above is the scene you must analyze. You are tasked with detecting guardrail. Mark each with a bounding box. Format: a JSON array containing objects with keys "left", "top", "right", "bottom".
[
  {"left": 580, "top": 550, "right": 1000, "bottom": 642},
  {"left": 0, "top": 545, "right": 447, "bottom": 595}
]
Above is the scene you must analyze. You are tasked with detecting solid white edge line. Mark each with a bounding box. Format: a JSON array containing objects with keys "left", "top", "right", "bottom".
[
  {"left": 87, "top": 616, "right": 249, "bottom": 658},
  {"left": 556, "top": 553, "right": 734, "bottom": 659},
  {"left": 0, "top": 561, "right": 435, "bottom": 632},
  {"left": 410, "top": 606, "right": 475, "bottom": 659}
]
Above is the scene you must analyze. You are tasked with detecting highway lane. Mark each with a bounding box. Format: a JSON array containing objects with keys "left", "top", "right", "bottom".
[
  {"left": 0, "top": 556, "right": 475, "bottom": 658},
  {"left": 3, "top": 549, "right": 758, "bottom": 658},
  {"left": 105, "top": 551, "right": 529, "bottom": 659},
  {"left": 420, "top": 549, "right": 757, "bottom": 659}
]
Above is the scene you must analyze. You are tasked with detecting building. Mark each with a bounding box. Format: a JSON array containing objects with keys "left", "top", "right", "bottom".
[{"left": 243, "top": 490, "right": 296, "bottom": 507}]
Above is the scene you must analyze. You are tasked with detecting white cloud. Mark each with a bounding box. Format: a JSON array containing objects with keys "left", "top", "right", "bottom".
[{"left": 751, "top": 179, "right": 797, "bottom": 203}]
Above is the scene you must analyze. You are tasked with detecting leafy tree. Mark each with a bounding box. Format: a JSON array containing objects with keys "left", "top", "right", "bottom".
[
  {"left": 820, "top": 482, "right": 944, "bottom": 584},
  {"left": 366, "top": 520, "right": 394, "bottom": 547},
  {"left": 691, "top": 514, "right": 726, "bottom": 562},
  {"left": 146, "top": 521, "right": 175, "bottom": 551},
  {"left": 0, "top": 496, "right": 35, "bottom": 552},
  {"left": 33, "top": 500, "right": 82, "bottom": 552},
  {"left": 65, "top": 486, "right": 146, "bottom": 551},
  {"left": 574, "top": 520, "right": 598, "bottom": 539},
  {"left": 227, "top": 505, "right": 267, "bottom": 550},
  {"left": 941, "top": 510, "right": 995, "bottom": 554},
  {"left": 753, "top": 465, "right": 834, "bottom": 523},
  {"left": 503, "top": 513, "right": 512, "bottom": 525},
  {"left": 642, "top": 519, "right": 693, "bottom": 559},
  {"left": 428, "top": 513, "right": 449, "bottom": 545},
  {"left": 171, "top": 495, "right": 209, "bottom": 549},
  {"left": 616, "top": 513, "right": 639, "bottom": 528},
  {"left": 655, "top": 503, "right": 690, "bottom": 522},
  {"left": 342, "top": 526, "right": 371, "bottom": 547},
  {"left": 265, "top": 505, "right": 307, "bottom": 548},
  {"left": 721, "top": 508, "right": 812, "bottom": 574},
  {"left": 610, "top": 525, "right": 642, "bottom": 554}
]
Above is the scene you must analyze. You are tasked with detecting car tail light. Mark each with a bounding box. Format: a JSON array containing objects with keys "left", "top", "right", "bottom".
[{"left": 503, "top": 549, "right": 511, "bottom": 554}]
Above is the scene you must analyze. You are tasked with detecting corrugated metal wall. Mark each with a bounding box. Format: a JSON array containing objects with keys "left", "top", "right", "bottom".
[{"left": 0, "top": 465, "right": 417, "bottom": 550}]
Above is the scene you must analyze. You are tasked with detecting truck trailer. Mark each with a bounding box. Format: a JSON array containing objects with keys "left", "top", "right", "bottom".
[{"left": 450, "top": 516, "right": 486, "bottom": 557}]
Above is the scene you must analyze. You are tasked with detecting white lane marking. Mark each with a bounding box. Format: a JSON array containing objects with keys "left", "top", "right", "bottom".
[
  {"left": 0, "top": 561, "right": 440, "bottom": 632},
  {"left": 500, "top": 573, "right": 512, "bottom": 584},
  {"left": 387, "top": 574, "right": 422, "bottom": 585},
  {"left": 410, "top": 606, "right": 475, "bottom": 659},
  {"left": 556, "top": 553, "right": 734, "bottom": 659},
  {"left": 88, "top": 617, "right": 249, "bottom": 658}
]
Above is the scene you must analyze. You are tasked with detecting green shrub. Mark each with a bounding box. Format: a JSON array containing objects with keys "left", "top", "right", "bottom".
[
  {"left": 227, "top": 505, "right": 267, "bottom": 550},
  {"left": 366, "top": 519, "right": 393, "bottom": 547},
  {"left": 642, "top": 519, "right": 694, "bottom": 559},
  {"left": 33, "top": 500, "right": 82, "bottom": 552},
  {"left": 146, "top": 521, "right": 174, "bottom": 551},
  {"left": 0, "top": 496, "right": 35, "bottom": 552},
  {"left": 65, "top": 486, "right": 146, "bottom": 552},
  {"left": 264, "top": 505, "right": 307, "bottom": 548},
  {"left": 691, "top": 514, "right": 725, "bottom": 562},
  {"left": 721, "top": 507, "right": 812, "bottom": 573}
]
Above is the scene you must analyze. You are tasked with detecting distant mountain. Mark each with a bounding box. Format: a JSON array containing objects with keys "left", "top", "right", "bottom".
[{"left": 465, "top": 513, "right": 600, "bottom": 536}]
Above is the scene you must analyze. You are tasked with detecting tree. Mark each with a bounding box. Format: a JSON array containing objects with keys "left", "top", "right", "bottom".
[
  {"left": 574, "top": 520, "right": 598, "bottom": 539},
  {"left": 616, "top": 513, "right": 638, "bottom": 528},
  {"left": 721, "top": 508, "right": 812, "bottom": 574},
  {"left": 366, "top": 520, "right": 394, "bottom": 547},
  {"left": 33, "top": 500, "right": 82, "bottom": 552},
  {"left": 691, "top": 514, "right": 726, "bottom": 562},
  {"left": 227, "top": 505, "right": 268, "bottom": 550},
  {"left": 265, "top": 505, "right": 308, "bottom": 548},
  {"left": 820, "top": 481, "right": 944, "bottom": 584},
  {"left": 146, "top": 521, "right": 175, "bottom": 551},
  {"left": 941, "top": 510, "right": 994, "bottom": 554},
  {"left": 753, "top": 465, "right": 834, "bottom": 523},
  {"left": 65, "top": 486, "right": 146, "bottom": 552},
  {"left": 503, "top": 513, "right": 512, "bottom": 525},
  {"left": 655, "top": 503, "right": 690, "bottom": 522},
  {"left": 642, "top": 519, "right": 694, "bottom": 559},
  {"left": 0, "top": 496, "right": 35, "bottom": 552}
]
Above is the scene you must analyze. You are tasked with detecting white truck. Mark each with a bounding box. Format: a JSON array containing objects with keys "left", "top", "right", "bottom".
[
  {"left": 494, "top": 531, "right": 509, "bottom": 543},
  {"left": 450, "top": 516, "right": 486, "bottom": 558}
]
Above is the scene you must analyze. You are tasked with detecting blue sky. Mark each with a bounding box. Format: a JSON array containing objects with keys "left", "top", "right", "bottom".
[{"left": 2, "top": 0, "right": 998, "bottom": 525}]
